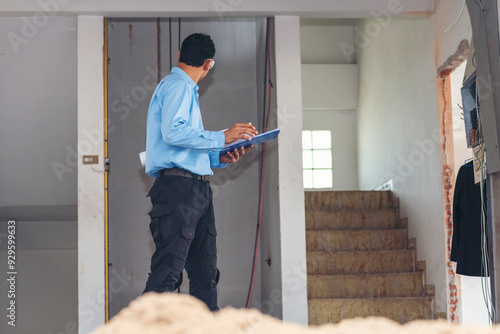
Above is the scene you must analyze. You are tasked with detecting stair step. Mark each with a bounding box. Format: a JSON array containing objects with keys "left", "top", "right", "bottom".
[
  {"left": 306, "top": 229, "right": 407, "bottom": 252},
  {"left": 435, "top": 312, "right": 447, "bottom": 320},
  {"left": 308, "top": 273, "right": 425, "bottom": 299},
  {"left": 307, "top": 250, "right": 415, "bottom": 275},
  {"left": 308, "top": 297, "right": 433, "bottom": 324},
  {"left": 306, "top": 209, "right": 402, "bottom": 230},
  {"left": 305, "top": 191, "right": 393, "bottom": 210}
]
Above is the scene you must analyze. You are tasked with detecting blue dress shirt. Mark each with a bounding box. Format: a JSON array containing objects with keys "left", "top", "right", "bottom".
[{"left": 145, "top": 67, "right": 227, "bottom": 178}]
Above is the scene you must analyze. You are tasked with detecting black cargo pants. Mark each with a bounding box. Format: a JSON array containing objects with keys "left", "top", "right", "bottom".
[{"left": 142, "top": 173, "right": 219, "bottom": 311}]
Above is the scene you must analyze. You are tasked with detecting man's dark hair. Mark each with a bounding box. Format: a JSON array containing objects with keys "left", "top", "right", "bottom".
[{"left": 179, "top": 33, "right": 216, "bottom": 67}]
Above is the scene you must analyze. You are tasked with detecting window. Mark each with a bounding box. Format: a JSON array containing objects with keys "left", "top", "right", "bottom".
[{"left": 302, "top": 130, "right": 333, "bottom": 188}]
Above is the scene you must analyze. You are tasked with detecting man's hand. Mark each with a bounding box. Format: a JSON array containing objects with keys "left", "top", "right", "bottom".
[
  {"left": 224, "top": 123, "right": 258, "bottom": 144},
  {"left": 220, "top": 145, "right": 254, "bottom": 164}
]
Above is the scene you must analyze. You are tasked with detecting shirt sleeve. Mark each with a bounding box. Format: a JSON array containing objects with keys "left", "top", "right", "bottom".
[
  {"left": 159, "top": 82, "right": 225, "bottom": 150},
  {"left": 208, "top": 148, "right": 227, "bottom": 169}
]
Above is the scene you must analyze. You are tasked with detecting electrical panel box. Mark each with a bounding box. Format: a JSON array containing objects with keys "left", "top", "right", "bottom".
[
  {"left": 461, "top": 74, "right": 482, "bottom": 148},
  {"left": 461, "top": 72, "right": 486, "bottom": 183}
]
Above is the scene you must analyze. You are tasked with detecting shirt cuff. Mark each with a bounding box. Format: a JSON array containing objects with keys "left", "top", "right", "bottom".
[{"left": 208, "top": 148, "right": 227, "bottom": 169}]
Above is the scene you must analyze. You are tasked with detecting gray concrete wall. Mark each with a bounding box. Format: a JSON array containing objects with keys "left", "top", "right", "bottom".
[
  {"left": 356, "top": 18, "right": 446, "bottom": 312},
  {"left": 0, "top": 17, "right": 78, "bottom": 334},
  {"left": 0, "top": 219, "right": 77, "bottom": 334},
  {"left": 0, "top": 17, "right": 78, "bottom": 207},
  {"left": 106, "top": 18, "right": 265, "bottom": 317}
]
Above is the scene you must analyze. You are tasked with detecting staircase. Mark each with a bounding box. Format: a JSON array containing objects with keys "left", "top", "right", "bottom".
[{"left": 306, "top": 191, "right": 438, "bottom": 324}]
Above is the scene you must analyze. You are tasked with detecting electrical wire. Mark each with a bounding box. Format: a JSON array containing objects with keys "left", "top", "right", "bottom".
[
  {"left": 479, "top": 150, "right": 492, "bottom": 324},
  {"left": 169, "top": 18, "right": 172, "bottom": 70},
  {"left": 444, "top": 0, "right": 466, "bottom": 34},
  {"left": 468, "top": 128, "right": 480, "bottom": 146},
  {"left": 246, "top": 17, "right": 271, "bottom": 309},
  {"left": 473, "top": 75, "right": 496, "bottom": 324},
  {"left": 178, "top": 18, "right": 181, "bottom": 50}
]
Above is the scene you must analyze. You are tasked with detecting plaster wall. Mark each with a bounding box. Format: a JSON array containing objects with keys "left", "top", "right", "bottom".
[{"left": 356, "top": 18, "right": 446, "bottom": 312}]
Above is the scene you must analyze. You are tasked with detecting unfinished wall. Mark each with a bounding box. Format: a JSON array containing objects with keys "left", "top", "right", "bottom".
[
  {"left": 0, "top": 17, "right": 78, "bottom": 334},
  {"left": 434, "top": 0, "right": 472, "bottom": 70},
  {"left": 356, "top": 18, "right": 446, "bottom": 312},
  {"left": 434, "top": 0, "right": 474, "bottom": 321}
]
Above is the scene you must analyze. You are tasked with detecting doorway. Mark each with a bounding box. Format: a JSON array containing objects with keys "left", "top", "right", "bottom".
[{"left": 105, "top": 17, "right": 267, "bottom": 317}]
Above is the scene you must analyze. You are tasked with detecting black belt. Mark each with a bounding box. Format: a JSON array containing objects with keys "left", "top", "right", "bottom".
[{"left": 159, "top": 167, "right": 210, "bottom": 181}]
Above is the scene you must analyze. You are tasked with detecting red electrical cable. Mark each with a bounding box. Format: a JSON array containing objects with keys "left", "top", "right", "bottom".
[{"left": 246, "top": 17, "right": 272, "bottom": 309}]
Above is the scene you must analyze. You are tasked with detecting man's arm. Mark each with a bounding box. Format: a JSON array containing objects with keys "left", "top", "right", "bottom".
[
  {"left": 159, "top": 82, "right": 257, "bottom": 162},
  {"left": 160, "top": 82, "right": 225, "bottom": 150}
]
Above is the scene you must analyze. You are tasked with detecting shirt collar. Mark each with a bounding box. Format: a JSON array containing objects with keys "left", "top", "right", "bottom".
[{"left": 171, "top": 67, "right": 199, "bottom": 93}]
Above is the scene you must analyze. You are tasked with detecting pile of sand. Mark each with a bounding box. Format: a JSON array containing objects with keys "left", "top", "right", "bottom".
[{"left": 92, "top": 293, "right": 499, "bottom": 334}]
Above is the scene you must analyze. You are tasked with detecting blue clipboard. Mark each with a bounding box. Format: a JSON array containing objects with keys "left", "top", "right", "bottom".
[{"left": 219, "top": 129, "right": 280, "bottom": 156}]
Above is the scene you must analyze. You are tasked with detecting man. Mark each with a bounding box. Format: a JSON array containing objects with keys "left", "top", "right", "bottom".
[{"left": 142, "top": 33, "right": 257, "bottom": 311}]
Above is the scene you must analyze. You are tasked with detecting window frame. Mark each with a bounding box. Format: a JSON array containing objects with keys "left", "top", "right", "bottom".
[{"left": 302, "top": 130, "right": 333, "bottom": 189}]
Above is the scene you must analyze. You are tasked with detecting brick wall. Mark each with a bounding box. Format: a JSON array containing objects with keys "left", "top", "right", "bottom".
[{"left": 437, "top": 75, "right": 460, "bottom": 322}]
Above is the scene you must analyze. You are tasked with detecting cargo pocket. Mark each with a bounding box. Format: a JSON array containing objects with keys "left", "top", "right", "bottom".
[
  {"left": 149, "top": 203, "right": 172, "bottom": 247},
  {"left": 178, "top": 226, "right": 195, "bottom": 256},
  {"left": 207, "top": 224, "right": 217, "bottom": 255},
  {"left": 146, "top": 177, "right": 165, "bottom": 204}
]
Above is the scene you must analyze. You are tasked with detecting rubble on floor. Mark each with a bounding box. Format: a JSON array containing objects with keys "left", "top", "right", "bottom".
[{"left": 91, "top": 293, "right": 497, "bottom": 334}]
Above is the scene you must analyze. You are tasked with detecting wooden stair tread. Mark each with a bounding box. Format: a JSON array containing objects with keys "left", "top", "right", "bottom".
[{"left": 305, "top": 190, "right": 435, "bottom": 324}]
